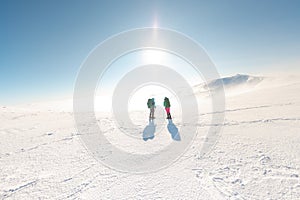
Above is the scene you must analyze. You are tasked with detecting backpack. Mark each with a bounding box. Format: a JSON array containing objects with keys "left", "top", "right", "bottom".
[{"left": 147, "top": 99, "right": 152, "bottom": 108}]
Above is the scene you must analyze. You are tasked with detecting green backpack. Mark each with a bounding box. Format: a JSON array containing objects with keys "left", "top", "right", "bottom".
[{"left": 147, "top": 99, "right": 152, "bottom": 108}]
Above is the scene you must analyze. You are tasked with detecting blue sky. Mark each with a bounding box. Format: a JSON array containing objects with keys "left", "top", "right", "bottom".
[{"left": 1, "top": 0, "right": 300, "bottom": 104}]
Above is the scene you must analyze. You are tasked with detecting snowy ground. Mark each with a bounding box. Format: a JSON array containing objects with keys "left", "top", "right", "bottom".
[{"left": 1, "top": 74, "right": 300, "bottom": 199}]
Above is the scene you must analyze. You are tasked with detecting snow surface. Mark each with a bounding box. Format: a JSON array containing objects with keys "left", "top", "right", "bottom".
[{"left": 1, "top": 74, "right": 300, "bottom": 199}]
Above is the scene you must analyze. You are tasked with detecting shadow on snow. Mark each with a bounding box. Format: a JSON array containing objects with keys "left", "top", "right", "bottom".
[
  {"left": 167, "top": 119, "right": 181, "bottom": 141},
  {"left": 142, "top": 119, "right": 155, "bottom": 141}
]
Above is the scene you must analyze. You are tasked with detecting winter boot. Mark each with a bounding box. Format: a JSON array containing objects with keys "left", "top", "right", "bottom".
[{"left": 167, "top": 113, "right": 172, "bottom": 119}]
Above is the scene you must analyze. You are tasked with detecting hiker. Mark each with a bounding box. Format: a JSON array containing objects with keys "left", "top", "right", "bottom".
[
  {"left": 147, "top": 98, "right": 156, "bottom": 119},
  {"left": 163, "top": 97, "right": 172, "bottom": 119}
]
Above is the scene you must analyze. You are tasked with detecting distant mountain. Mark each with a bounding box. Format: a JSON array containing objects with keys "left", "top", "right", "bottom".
[{"left": 195, "top": 74, "right": 263, "bottom": 92}]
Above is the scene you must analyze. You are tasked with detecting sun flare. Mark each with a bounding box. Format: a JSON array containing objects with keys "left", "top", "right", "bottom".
[{"left": 141, "top": 50, "right": 165, "bottom": 64}]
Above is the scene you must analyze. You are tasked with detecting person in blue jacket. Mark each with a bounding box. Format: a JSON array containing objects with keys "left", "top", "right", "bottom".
[{"left": 147, "top": 98, "right": 156, "bottom": 119}]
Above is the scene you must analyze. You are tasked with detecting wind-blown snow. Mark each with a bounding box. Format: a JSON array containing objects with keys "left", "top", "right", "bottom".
[
  {"left": 207, "top": 74, "right": 263, "bottom": 89},
  {"left": 1, "top": 74, "right": 300, "bottom": 199},
  {"left": 194, "top": 74, "right": 264, "bottom": 97}
]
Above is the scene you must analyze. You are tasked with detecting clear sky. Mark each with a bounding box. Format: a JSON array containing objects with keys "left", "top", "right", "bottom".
[{"left": 1, "top": 0, "right": 300, "bottom": 105}]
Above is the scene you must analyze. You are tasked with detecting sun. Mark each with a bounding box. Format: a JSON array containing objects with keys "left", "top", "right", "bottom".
[{"left": 141, "top": 50, "right": 164, "bottom": 64}]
